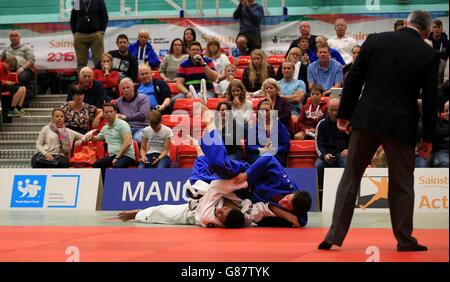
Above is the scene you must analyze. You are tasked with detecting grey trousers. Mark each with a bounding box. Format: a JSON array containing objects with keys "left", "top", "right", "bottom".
[{"left": 323, "top": 128, "right": 419, "bottom": 250}]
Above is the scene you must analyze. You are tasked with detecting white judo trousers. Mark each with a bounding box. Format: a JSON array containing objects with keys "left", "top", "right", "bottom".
[{"left": 135, "top": 203, "right": 196, "bottom": 225}]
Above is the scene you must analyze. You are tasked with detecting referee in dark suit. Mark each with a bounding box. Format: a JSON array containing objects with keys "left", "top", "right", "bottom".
[{"left": 318, "top": 10, "right": 439, "bottom": 252}]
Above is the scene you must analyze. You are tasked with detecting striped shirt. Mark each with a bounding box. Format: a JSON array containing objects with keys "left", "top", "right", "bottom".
[{"left": 177, "top": 57, "right": 216, "bottom": 92}]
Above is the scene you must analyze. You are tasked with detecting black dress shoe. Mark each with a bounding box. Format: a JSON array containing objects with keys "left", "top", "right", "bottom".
[
  {"left": 318, "top": 241, "right": 333, "bottom": 250},
  {"left": 397, "top": 244, "right": 428, "bottom": 252}
]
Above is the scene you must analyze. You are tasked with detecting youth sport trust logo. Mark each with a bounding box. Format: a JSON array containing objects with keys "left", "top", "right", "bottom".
[{"left": 10, "top": 175, "right": 47, "bottom": 208}]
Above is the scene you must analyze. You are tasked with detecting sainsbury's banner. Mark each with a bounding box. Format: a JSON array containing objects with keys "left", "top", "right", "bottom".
[
  {"left": 101, "top": 168, "right": 316, "bottom": 211},
  {"left": 0, "top": 12, "right": 447, "bottom": 71},
  {"left": 322, "top": 168, "right": 449, "bottom": 213}
]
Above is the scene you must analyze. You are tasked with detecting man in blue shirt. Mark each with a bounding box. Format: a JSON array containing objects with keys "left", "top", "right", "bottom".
[
  {"left": 278, "top": 61, "right": 307, "bottom": 120},
  {"left": 233, "top": 0, "right": 264, "bottom": 53},
  {"left": 307, "top": 43, "right": 343, "bottom": 96}
]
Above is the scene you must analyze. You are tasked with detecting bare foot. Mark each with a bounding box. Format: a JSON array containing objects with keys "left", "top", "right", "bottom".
[{"left": 117, "top": 209, "right": 141, "bottom": 222}]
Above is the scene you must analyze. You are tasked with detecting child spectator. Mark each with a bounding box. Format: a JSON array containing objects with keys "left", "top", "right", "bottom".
[
  {"left": 216, "top": 63, "right": 237, "bottom": 97},
  {"left": 294, "top": 83, "right": 328, "bottom": 140},
  {"left": 139, "top": 110, "right": 173, "bottom": 168}
]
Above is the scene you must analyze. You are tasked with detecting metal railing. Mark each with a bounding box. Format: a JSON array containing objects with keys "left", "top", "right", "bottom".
[{"left": 59, "top": 0, "right": 287, "bottom": 21}]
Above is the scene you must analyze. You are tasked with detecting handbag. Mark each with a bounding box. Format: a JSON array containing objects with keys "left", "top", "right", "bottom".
[{"left": 31, "top": 153, "right": 68, "bottom": 168}]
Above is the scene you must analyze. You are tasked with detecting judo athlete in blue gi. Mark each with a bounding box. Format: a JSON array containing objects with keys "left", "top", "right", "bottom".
[
  {"left": 194, "top": 106, "right": 312, "bottom": 227},
  {"left": 117, "top": 142, "right": 277, "bottom": 228}
]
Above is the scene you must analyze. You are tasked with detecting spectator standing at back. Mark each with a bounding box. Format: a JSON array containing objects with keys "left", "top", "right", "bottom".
[
  {"left": 427, "top": 19, "right": 449, "bottom": 62},
  {"left": 1, "top": 30, "right": 36, "bottom": 97},
  {"left": 70, "top": 0, "right": 109, "bottom": 73},
  {"left": 327, "top": 18, "right": 357, "bottom": 65},
  {"left": 233, "top": 0, "right": 264, "bottom": 53}
]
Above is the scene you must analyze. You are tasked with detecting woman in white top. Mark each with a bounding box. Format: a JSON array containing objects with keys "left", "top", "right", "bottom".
[
  {"left": 139, "top": 110, "right": 173, "bottom": 168},
  {"left": 225, "top": 79, "right": 254, "bottom": 126},
  {"left": 204, "top": 37, "right": 230, "bottom": 82},
  {"left": 33, "top": 109, "right": 84, "bottom": 168},
  {"left": 158, "top": 38, "right": 189, "bottom": 83}
]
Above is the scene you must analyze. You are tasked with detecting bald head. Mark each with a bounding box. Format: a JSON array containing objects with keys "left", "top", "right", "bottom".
[
  {"left": 79, "top": 67, "right": 93, "bottom": 88},
  {"left": 328, "top": 98, "right": 340, "bottom": 122}
]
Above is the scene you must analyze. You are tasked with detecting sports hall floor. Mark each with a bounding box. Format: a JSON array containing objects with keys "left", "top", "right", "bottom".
[{"left": 0, "top": 210, "right": 447, "bottom": 262}]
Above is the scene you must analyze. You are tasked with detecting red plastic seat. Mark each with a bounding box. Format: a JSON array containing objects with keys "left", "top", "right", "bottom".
[
  {"left": 167, "top": 82, "right": 180, "bottom": 96},
  {"left": 237, "top": 56, "right": 251, "bottom": 68},
  {"left": 205, "top": 97, "right": 227, "bottom": 110},
  {"left": 176, "top": 144, "right": 198, "bottom": 168},
  {"left": 248, "top": 97, "right": 265, "bottom": 111},
  {"left": 228, "top": 56, "right": 236, "bottom": 65},
  {"left": 267, "top": 55, "right": 285, "bottom": 67},
  {"left": 162, "top": 114, "right": 191, "bottom": 145},
  {"left": 152, "top": 70, "right": 161, "bottom": 80},
  {"left": 287, "top": 140, "right": 318, "bottom": 168},
  {"left": 172, "top": 98, "right": 203, "bottom": 116},
  {"left": 235, "top": 68, "right": 244, "bottom": 80}
]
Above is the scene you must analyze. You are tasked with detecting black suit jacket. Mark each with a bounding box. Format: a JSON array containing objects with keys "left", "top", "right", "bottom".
[{"left": 338, "top": 27, "right": 439, "bottom": 146}]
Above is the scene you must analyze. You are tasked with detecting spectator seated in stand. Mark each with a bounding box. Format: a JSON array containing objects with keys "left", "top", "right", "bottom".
[
  {"left": 158, "top": 38, "right": 188, "bottom": 83},
  {"left": 32, "top": 109, "right": 84, "bottom": 168},
  {"left": 294, "top": 83, "right": 327, "bottom": 140},
  {"left": 312, "top": 36, "right": 346, "bottom": 66},
  {"left": 327, "top": 18, "right": 358, "bottom": 65},
  {"left": 215, "top": 101, "right": 246, "bottom": 161},
  {"left": 0, "top": 30, "right": 35, "bottom": 97},
  {"left": 104, "top": 34, "right": 138, "bottom": 82},
  {"left": 0, "top": 56, "right": 26, "bottom": 117},
  {"left": 60, "top": 84, "right": 103, "bottom": 134},
  {"left": 276, "top": 45, "right": 310, "bottom": 93},
  {"left": 242, "top": 49, "right": 276, "bottom": 96},
  {"left": 307, "top": 42, "right": 343, "bottom": 97},
  {"left": 245, "top": 99, "right": 290, "bottom": 167},
  {"left": 172, "top": 41, "right": 218, "bottom": 107},
  {"left": 87, "top": 103, "right": 136, "bottom": 181},
  {"left": 182, "top": 28, "right": 197, "bottom": 51},
  {"left": 343, "top": 45, "right": 360, "bottom": 77},
  {"left": 136, "top": 64, "right": 172, "bottom": 115},
  {"left": 128, "top": 29, "right": 161, "bottom": 69},
  {"left": 430, "top": 100, "right": 449, "bottom": 167},
  {"left": 67, "top": 66, "right": 108, "bottom": 108},
  {"left": 232, "top": 34, "right": 251, "bottom": 62},
  {"left": 115, "top": 77, "right": 151, "bottom": 148},
  {"left": 204, "top": 37, "right": 231, "bottom": 92},
  {"left": 216, "top": 63, "right": 237, "bottom": 98},
  {"left": 278, "top": 61, "right": 307, "bottom": 123},
  {"left": 139, "top": 110, "right": 173, "bottom": 168},
  {"left": 287, "top": 21, "right": 318, "bottom": 55},
  {"left": 261, "top": 78, "right": 291, "bottom": 133},
  {"left": 225, "top": 79, "right": 254, "bottom": 126},
  {"left": 93, "top": 53, "right": 120, "bottom": 100},
  {"left": 314, "top": 97, "right": 349, "bottom": 193}
]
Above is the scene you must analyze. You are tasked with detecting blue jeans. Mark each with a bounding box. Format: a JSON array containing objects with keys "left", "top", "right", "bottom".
[
  {"left": 93, "top": 155, "right": 136, "bottom": 182},
  {"left": 415, "top": 155, "right": 429, "bottom": 168},
  {"left": 131, "top": 127, "right": 145, "bottom": 148},
  {"left": 430, "top": 150, "right": 449, "bottom": 167},
  {"left": 315, "top": 155, "right": 347, "bottom": 189},
  {"left": 138, "top": 153, "right": 171, "bottom": 168}
]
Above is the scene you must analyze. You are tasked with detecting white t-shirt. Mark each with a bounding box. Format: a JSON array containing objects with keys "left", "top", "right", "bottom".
[
  {"left": 142, "top": 124, "right": 173, "bottom": 155},
  {"left": 327, "top": 35, "right": 357, "bottom": 65}
]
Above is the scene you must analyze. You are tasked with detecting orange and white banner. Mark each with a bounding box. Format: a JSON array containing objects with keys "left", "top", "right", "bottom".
[{"left": 322, "top": 168, "right": 449, "bottom": 213}]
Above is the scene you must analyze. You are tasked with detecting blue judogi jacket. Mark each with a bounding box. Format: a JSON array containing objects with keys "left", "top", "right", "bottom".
[{"left": 199, "top": 129, "right": 308, "bottom": 227}]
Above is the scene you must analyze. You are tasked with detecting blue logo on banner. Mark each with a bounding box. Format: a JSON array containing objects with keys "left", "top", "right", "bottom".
[
  {"left": 10, "top": 175, "right": 47, "bottom": 208},
  {"left": 159, "top": 49, "right": 169, "bottom": 57},
  {"left": 101, "top": 168, "right": 316, "bottom": 211}
]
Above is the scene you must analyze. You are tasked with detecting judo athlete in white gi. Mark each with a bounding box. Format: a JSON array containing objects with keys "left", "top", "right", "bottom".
[{"left": 117, "top": 142, "right": 277, "bottom": 228}]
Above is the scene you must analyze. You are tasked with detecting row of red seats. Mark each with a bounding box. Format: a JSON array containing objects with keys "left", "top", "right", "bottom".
[{"left": 71, "top": 138, "right": 318, "bottom": 169}]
